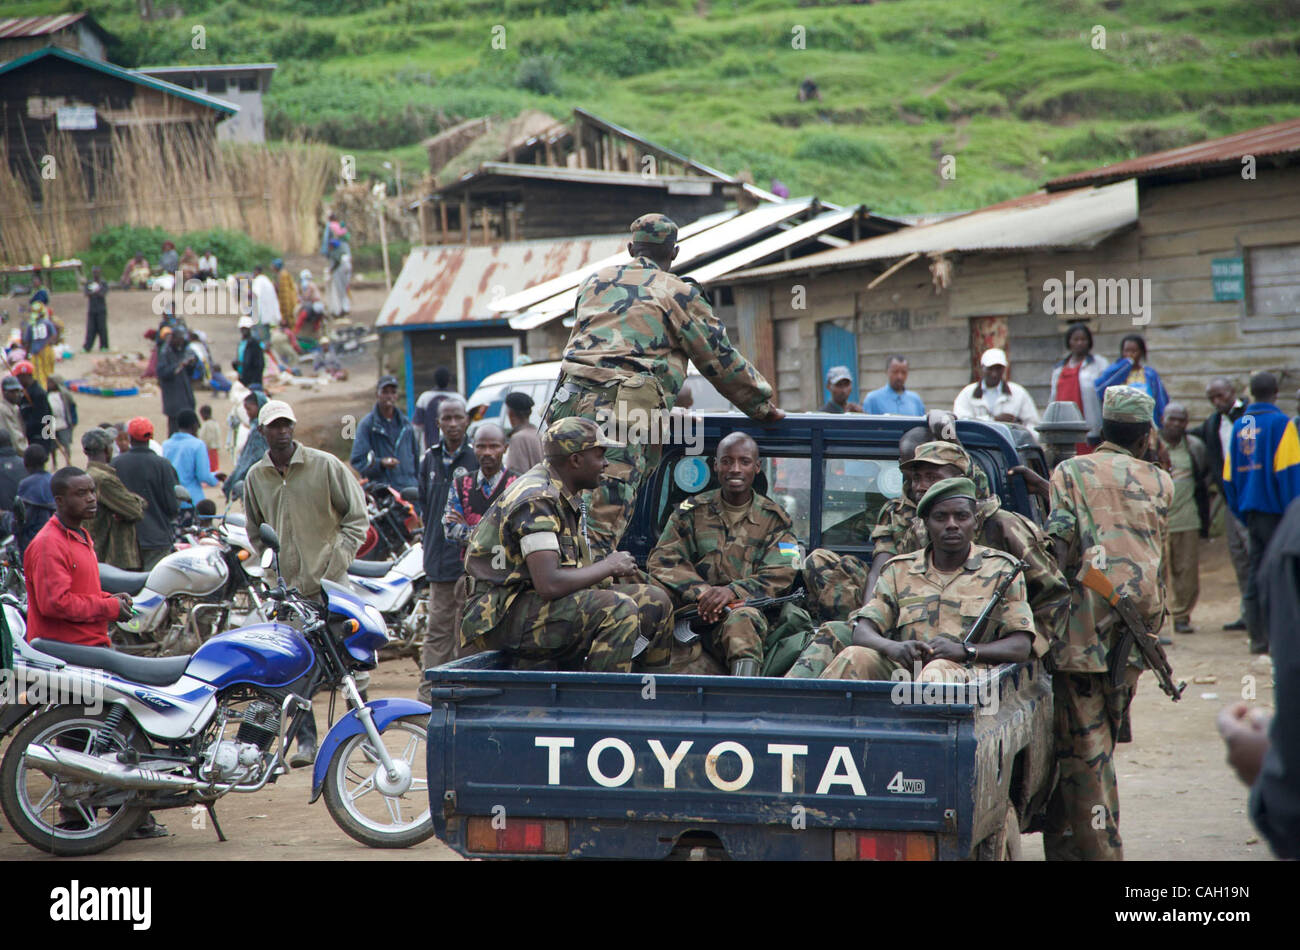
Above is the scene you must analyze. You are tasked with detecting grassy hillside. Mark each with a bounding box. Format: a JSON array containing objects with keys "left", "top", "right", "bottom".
[{"left": 17, "top": 0, "right": 1300, "bottom": 214}]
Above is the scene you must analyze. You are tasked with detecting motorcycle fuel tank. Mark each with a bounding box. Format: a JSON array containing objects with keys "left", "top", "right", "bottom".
[
  {"left": 146, "top": 545, "right": 229, "bottom": 597},
  {"left": 186, "top": 622, "right": 315, "bottom": 689}
]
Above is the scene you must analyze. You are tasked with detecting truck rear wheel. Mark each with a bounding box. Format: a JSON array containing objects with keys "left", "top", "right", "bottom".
[{"left": 977, "top": 804, "right": 1022, "bottom": 861}]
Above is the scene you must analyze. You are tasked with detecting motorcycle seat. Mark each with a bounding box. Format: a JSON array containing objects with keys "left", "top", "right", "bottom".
[
  {"left": 348, "top": 560, "right": 392, "bottom": 578},
  {"left": 224, "top": 512, "right": 246, "bottom": 527},
  {"left": 98, "top": 564, "right": 152, "bottom": 596},
  {"left": 30, "top": 640, "right": 192, "bottom": 688}
]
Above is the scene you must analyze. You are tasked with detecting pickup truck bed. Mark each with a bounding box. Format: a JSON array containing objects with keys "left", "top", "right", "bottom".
[{"left": 426, "top": 652, "right": 1054, "bottom": 860}]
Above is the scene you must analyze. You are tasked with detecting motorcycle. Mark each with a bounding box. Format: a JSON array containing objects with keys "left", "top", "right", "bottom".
[
  {"left": 0, "top": 524, "right": 435, "bottom": 855},
  {"left": 346, "top": 544, "right": 427, "bottom": 660},
  {"left": 356, "top": 482, "right": 421, "bottom": 562}
]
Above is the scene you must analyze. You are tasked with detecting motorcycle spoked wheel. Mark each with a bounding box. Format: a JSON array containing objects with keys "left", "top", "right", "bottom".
[
  {"left": 322, "top": 715, "right": 434, "bottom": 849},
  {"left": 0, "top": 706, "right": 152, "bottom": 856}
]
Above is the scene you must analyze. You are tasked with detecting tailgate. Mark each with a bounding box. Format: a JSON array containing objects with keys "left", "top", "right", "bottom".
[{"left": 427, "top": 658, "right": 981, "bottom": 858}]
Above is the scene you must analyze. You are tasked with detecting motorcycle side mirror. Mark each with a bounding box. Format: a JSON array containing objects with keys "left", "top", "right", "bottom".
[
  {"left": 399, "top": 487, "right": 419, "bottom": 503},
  {"left": 258, "top": 523, "right": 281, "bottom": 552},
  {"left": 260, "top": 548, "right": 275, "bottom": 570},
  {"left": 174, "top": 485, "right": 193, "bottom": 503}
]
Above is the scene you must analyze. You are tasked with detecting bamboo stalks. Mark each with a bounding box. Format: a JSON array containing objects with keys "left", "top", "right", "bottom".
[{"left": 0, "top": 106, "right": 333, "bottom": 265}]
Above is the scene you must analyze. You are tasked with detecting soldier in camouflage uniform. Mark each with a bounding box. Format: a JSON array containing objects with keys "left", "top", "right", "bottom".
[
  {"left": 647, "top": 432, "right": 800, "bottom": 676},
  {"left": 1043, "top": 386, "right": 1174, "bottom": 861},
  {"left": 816, "top": 478, "right": 1045, "bottom": 682},
  {"left": 796, "top": 441, "right": 1068, "bottom": 676},
  {"left": 459, "top": 417, "right": 673, "bottom": 672},
  {"left": 547, "top": 213, "right": 783, "bottom": 559}
]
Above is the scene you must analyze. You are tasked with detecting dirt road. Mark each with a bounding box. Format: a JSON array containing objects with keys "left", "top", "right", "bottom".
[{"left": 0, "top": 280, "right": 1277, "bottom": 860}]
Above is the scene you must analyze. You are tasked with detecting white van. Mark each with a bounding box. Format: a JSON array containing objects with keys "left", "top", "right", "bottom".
[{"left": 466, "top": 360, "right": 735, "bottom": 435}]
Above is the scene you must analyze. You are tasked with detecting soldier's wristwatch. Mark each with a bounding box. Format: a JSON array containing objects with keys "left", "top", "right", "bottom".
[{"left": 963, "top": 644, "right": 978, "bottom": 666}]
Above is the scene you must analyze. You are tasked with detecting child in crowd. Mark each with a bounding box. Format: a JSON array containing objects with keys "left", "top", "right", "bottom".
[{"left": 198, "top": 404, "right": 222, "bottom": 472}]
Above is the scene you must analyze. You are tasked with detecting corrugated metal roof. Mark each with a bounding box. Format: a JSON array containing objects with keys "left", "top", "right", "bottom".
[
  {"left": 436, "top": 161, "right": 729, "bottom": 194},
  {"left": 374, "top": 235, "right": 629, "bottom": 328},
  {"left": 1046, "top": 118, "right": 1300, "bottom": 189},
  {"left": 138, "top": 63, "right": 278, "bottom": 74},
  {"left": 0, "top": 46, "right": 239, "bottom": 115},
  {"left": 0, "top": 14, "right": 92, "bottom": 39},
  {"left": 499, "top": 199, "right": 822, "bottom": 330},
  {"left": 720, "top": 180, "right": 1139, "bottom": 283}
]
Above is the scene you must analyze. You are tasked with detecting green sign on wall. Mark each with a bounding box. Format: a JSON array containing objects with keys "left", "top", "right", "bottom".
[{"left": 1212, "top": 257, "right": 1245, "bottom": 302}]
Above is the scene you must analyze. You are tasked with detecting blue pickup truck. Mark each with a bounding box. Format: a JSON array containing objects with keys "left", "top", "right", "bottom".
[{"left": 426, "top": 414, "right": 1056, "bottom": 860}]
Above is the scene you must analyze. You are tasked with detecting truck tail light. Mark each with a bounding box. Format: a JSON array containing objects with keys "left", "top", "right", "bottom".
[
  {"left": 467, "top": 817, "right": 567, "bottom": 855},
  {"left": 833, "top": 830, "right": 936, "bottom": 861}
]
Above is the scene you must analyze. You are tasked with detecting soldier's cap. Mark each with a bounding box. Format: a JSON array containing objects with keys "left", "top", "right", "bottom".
[
  {"left": 826, "top": 365, "right": 853, "bottom": 386},
  {"left": 1102, "top": 385, "right": 1155, "bottom": 423},
  {"left": 900, "top": 440, "right": 971, "bottom": 475},
  {"left": 258, "top": 399, "right": 297, "bottom": 427},
  {"left": 630, "top": 213, "right": 678, "bottom": 245},
  {"left": 544, "top": 417, "right": 623, "bottom": 457},
  {"left": 917, "top": 476, "right": 978, "bottom": 519}
]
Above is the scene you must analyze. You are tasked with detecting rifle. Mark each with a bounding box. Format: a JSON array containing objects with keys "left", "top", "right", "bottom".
[
  {"left": 961, "top": 559, "right": 1026, "bottom": 644},
  {"left": 1077, "top": 565, "right": 1186, "bottom": 701},
  {"left": 632, "top": 588, "right": 807, "bottom": 657}
]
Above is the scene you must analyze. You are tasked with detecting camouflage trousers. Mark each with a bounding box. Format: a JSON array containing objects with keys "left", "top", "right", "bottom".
[
  {"left": 1043, "top": 667, "right": 1142, "bottom": 861},
  {"left": 484, "top": 581, "right": 673, "bottom": 673},
  {"left": 802, "top": 550, "right": 870, "bottom": 624},
  {"left": 702, "top": 606, "right": 767, "bottom": 665},
  {"left": 547, "top": 376, "right": 663, "bottom": 560},
  {"left": 785, "top": 621, "right": 971, "bottom": 683}
]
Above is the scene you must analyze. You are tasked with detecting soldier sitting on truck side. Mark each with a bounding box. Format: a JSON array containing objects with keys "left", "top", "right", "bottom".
[
  {"left": 646, "top": 432, "right": 800, "bottom": 677},
  {"left": 815, "top": 478, "right": 1047, "bottom": 683},
  {"left": 793, "top": 440, "right": 1068, "bottom": 677},
  {"left": 458, "top": 417, "right": 674, "bottom": 673}
]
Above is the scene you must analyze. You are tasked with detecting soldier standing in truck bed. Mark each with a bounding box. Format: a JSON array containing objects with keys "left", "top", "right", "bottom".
[{"left": 546, "top": 213, "right": 784, "bottom": 558}]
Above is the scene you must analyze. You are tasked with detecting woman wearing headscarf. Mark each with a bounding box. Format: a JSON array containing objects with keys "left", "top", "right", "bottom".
[
  {"left": 224, "top": 389, "right": 268, "bottom": 502},
  {"left": 1049, "top": 322, "right": 1105, "bottom": 453},
  {"left": 1094, "top": 333, "right": 1170, "bottom": 426}
]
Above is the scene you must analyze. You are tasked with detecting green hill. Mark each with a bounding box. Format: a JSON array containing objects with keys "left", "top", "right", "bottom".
[{"left": 21, "top": 0, "right": 1300, "bottom": 213}]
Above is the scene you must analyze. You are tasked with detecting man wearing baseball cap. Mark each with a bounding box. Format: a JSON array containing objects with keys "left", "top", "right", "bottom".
[
  {"left": 243, "top": 398, "right": 368, "bottom": 767},
  {"left": 112, "top": 416, "right": 182, "bottom": 570},
  {"left": 820, "top": 365, "right": 862, "bottom": 413},
  {"left": 459, "top": 417, "right": 674, "bottom": 674},
  {"left": 952, "top": 347, "right": 1041, "bottom": 434},
  {"left": 547, "top": 212, "right": 784, "bottom": 559},
  {"left": 1042, "top": 384, "right": 1174, "bottom": 861},
  {"left": 350, "top": 374, "right": 417, "bottom": 491},
  {"left": 233, "top": 314, "right": 265, "bottom": 390}
]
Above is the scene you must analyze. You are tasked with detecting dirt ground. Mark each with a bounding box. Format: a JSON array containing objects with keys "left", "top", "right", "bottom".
[{"left": 0, "top": 277, "right": 1277, "bottom": 859}]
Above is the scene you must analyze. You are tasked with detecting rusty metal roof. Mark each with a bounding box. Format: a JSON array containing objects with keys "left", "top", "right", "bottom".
[
  {"left": 719, "top": 180, "right": 1138, "bottom": 283},
  {"left": 1046, "top": 118, "right": 1300, "bottom": 190},
  {"left": 374, "top": 234, "right": 629, "bottom": 328},
  {"left": 0, "top": 14, "right": 97, "bottom": 39}
]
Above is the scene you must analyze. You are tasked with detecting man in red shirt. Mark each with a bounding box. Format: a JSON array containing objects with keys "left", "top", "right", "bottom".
[
  {"left": 24, "top": 467, "right": 133, "bottom": 646},
  {"left": 24, "top": 466, "right": 168, "bottom": 838}
]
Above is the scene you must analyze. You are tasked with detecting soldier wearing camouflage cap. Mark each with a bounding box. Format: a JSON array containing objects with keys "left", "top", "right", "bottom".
[
  {"left": 547, "top": 213, "right": 784, "bottom": 560},
  {"left": 1042, "top": 383, "right": 1174, "bottom": 861},
  {"left": 810, "top": 477, "right": 1042, "bottom": 683},
  {"left": 459, "top": 417, "right": 674, "bottom": 673}
]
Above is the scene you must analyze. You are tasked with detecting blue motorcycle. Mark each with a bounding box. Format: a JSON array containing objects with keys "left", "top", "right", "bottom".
[{"left": 0, "top": 525, "right": 434, "bottom": 855}]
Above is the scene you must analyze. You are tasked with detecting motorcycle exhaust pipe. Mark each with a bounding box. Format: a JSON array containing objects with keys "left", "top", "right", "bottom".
[{"left": 24, "top": 744, "right": 201, "bottom": 792}]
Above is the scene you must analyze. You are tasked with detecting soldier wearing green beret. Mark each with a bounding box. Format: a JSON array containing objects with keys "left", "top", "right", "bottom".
[
  {"left": 459, "top": 417, "right": 673, "bottom": 672},
  {"left": 1043, "top": 384, "right": 1174, "bottom": 861},
  {"left": 547, "top": 213, "right": 785, "bottom": 560},
  {"left": 647, "top": 432, "right": 800, "bottom": 676},
  {"left": 798, "top": 438, "right": 1068, "bottom": 676},
  {"left": 811, "top": 477, "right": 1043, "bottom": 682}
]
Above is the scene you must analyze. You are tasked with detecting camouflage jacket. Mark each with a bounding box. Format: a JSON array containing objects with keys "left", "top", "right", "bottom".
[
  {"left": 869, "top": 494, "right": 917, "bottom": 557},
  {"left": 461, "top": 464, "right": 593, "bottom": 641},
  {"left": 852, "top": 543, "right": 1044, "bottom": 656},
  {"left": 647, "top": 489, "right": 799, "bottom": 606},
  {"left": 1046, "top": 441, "right": 1174, "bottom": 672},
  {"left": 561, "top": 257, "right": 775, "bottom": 419},
  {"left": 894, "top": 496, "right": 1069, "bottom": 642}
]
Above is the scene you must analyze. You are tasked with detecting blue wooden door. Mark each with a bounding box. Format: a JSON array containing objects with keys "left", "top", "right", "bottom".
[
  {"left": 463, "top": 344, "right": 514, "bottom": 397},
  {"left": 818, "top": 322, "right": 858, "bottom": 405}
]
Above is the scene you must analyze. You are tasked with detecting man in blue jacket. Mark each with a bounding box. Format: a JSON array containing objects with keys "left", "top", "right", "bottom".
[
  {"left": 1223, "top": 372, "right": 1300, "bottom": 655},
  {"left": 350, "top": 375, "right": 417, "bottom": 492}
]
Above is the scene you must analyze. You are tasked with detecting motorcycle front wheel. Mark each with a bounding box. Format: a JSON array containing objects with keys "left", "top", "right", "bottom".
[
  {"left": 0, "top": 706, "right": 150, "bottom": 856},
  {"left": 322, "top": 715, "right": 433, "bottom": 849}
]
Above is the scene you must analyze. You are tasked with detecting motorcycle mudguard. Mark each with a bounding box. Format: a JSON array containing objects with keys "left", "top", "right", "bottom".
[{"left": 310, "top": 698, "right": 431, "bottom": 803}]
